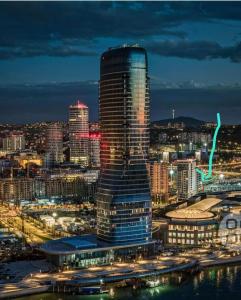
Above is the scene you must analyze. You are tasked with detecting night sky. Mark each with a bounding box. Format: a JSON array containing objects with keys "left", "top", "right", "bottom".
[{"left": 0, "top": 1, "right": 241, "bottom": 124}]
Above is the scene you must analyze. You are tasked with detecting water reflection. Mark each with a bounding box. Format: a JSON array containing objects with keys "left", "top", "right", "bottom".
[{"left": 17, "top": 265, "right": 241, "bottom": 300}]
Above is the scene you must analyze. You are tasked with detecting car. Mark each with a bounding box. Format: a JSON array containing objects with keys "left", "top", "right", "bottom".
[{"left": 162, "top": 251, "right": 174, "bottom": 257}]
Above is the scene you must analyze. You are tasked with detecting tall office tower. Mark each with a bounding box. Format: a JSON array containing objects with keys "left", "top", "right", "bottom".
[
  {"left": 89, "top": 132, "right": 101, "bottom": 168},
  {"left": 146, "top": 160, "right": 169, "bottom": 202},
  {"left": 69, "top": 101, "right": 89, "bottom": 166},
  {"left": 3, "top": 133, "right": 25, "bottom": 152},
  {"left": 176, "top": 159, "right": 197, "bottom": 200},
  {"left": 45, "top": 123, "right": 63, "bottom": 168},
  {"left": 97, "top": 45, "right": 152, "bottom": 245}
]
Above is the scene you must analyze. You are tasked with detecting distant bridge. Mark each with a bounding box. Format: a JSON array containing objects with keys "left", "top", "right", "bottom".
[{"left": 204, "top": 178, "right": 241, "bottom": 193}]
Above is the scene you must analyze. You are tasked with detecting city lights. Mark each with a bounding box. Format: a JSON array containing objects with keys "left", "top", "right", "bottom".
[{"left": 0, "top": 2, "right": 241, "bottom": 300}]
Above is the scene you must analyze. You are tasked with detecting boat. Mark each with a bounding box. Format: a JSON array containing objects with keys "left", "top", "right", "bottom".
[
  {"left": 78, "top": 286, "right": 108, "bottom": 295},
  {"left": 145, "top": 278, "right": 161, "bottom": 288}
]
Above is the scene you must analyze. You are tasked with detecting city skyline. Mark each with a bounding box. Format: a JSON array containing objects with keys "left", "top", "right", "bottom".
[
  {"left": 1, "top": 2, "right": 241, "bottom": 124},
  {"left": 1, "top": 2, "right": 241, "bottom": 298}
]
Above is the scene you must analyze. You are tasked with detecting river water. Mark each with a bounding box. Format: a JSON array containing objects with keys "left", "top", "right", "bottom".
[{"left": 17, "top": 265, "right": 241, "bottom": 300}]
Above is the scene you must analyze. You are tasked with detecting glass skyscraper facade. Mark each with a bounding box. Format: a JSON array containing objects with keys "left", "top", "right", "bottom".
[
  {"left": 45, "top": 122, "right": 63, "bottom": 168},
  {"left": 97, "top": 45, "right": 152, "bottom": 245},
  {"left": 69, "top": 101, "right": 89, "bottom": 167}
]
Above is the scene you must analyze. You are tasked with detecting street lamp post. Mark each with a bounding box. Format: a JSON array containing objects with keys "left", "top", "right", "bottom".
[
  {"left": 52, "top": 212, "right": 57, "bottom": 237},
  {"left": 170, "top": 168, "right": 174, "bottom": 187},
  {"left": 219, "top": 173, "right": 224, "bottom": 181}
]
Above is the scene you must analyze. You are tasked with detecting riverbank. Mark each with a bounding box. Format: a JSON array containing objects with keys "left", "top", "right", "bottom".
[
  {"left": 3, "top": 254, "right": 241, "bottom": 299},
  {"left": 0, "top": 258, "right": 196, "bottom": 299},
  {"left": 0, "top": 286, "right": 50, "bottom": 299},
  {"left": 15, "top": 264, "right": 241, "bottom": 300},
  {"left": 200, "top": 254, "right": 241, "bottom": 268}
]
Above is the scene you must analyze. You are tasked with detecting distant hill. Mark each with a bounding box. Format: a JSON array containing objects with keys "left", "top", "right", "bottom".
[{"left": 152, "top": 116, "right": 205, "bottom": 128}]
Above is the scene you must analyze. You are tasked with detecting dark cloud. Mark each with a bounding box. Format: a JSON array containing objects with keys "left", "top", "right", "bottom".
[
  {"left": 0, "top": 81, "right": 99, "bottom": 123},
  {"left": 145, "top": 40, "right": 241, "bottom": 62},
  {"left": 0, "top": 82, "right": 240, "bottom": 124},
  {"left": 1, "top": 2, "right": 241, "bottom": 59},
  {"left": 0, "top": 45, "right": 96, "bottom": 60},
  {"left": 0, "top": 2, "right": 187, "bottom": 46}
]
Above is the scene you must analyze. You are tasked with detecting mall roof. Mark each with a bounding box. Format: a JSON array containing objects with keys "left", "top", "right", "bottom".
[
  {"left": 189, "top": 198, "right": 222, "bottom": 211},
  {"left": 166, "top": 197, "right": 222, "bottom": 221},
  {"left": 166, "top": 209, "right": 214, "bottom": 220}
]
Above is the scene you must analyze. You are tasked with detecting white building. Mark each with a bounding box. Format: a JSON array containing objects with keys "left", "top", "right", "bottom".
[{"left": 176, "top": 159, "right": 198, "bottom": 200}]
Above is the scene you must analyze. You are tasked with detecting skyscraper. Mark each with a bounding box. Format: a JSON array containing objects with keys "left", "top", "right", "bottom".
[
  {"left": 89, "top": 132, "right": 101, "bottom": 168},
  {"left": 177, "top": 159, "right": 198, "bottom": 200},
  {"left": 97, "top": 45, "right": 152, "bottom": 245},
  {"left": 45, "top": 123, "right": 63, "bottom": 168},
  {"left": 89, "top": 122, "right": 101, "bottom": 168},
  {"left": 69, "top": 101, "right": 89, "bottom": 166}
]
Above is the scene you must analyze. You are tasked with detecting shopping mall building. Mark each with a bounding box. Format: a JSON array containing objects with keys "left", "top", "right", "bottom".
[
  {"left": 164, "top": 189, "right": 241, "bottom": 248},
  {"left": 165, "top": 197, "right": 221, "bottom": 247}
]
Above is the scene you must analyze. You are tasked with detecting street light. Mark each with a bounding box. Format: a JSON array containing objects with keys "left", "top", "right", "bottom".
[
  {"left": 170, "top": 169, "right": 174, "bottom": 187},
  {"left": 219, "top": 173, "right": 224, "bottom": 180},
  {"left": 52, "top": 212, "right": 57, "bottom": 218},
  {"left": 52, "top": 212, "right": 58, "bottom": 237}
]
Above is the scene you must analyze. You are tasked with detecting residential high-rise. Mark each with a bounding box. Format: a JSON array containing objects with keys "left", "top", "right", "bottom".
[
  {"left": 2, "top": 133, "right": 25, "bottom": 152},
  {"left": 176, "top": 159, "right": 197, "bottom": 200},
  {"left": 69, "top": 101, "right": 89, "bottom": 166},
  {"left": 45, "top": 123, "right": 63, "bottom": 168},
  {"left": 0, "top": 178, "right": 33, "bottom": 206},
  {"left": 97, "top": 45, "right": 152, "bottom": 245},
  {"left": 89, "top": 122, "right": 101, "bottom": 168},
  {"left": 146, "top": 160, "right": 169, "bottom": 202},
  {"left": 0, "top": 174, "right": 98, "bottom": 205},
  {"left": 89, "top": 132, "right": 101, "bottom": 168}
]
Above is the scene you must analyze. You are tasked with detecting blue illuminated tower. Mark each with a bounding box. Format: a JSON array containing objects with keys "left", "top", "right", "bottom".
[{"left": 96, "top": 45, "right": 152, "bottom": 245}]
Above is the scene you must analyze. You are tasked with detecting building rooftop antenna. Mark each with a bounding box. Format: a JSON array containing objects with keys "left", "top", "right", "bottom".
[{"left": 172, "top": 109, "right": 175, "bottom": 120}]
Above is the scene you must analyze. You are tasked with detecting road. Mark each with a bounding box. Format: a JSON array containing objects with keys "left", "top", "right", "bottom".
[
  {"left": 0, "top": 205, "right": 54, "bottom": 244},
  {"left": 196, "top": 161, "right": 241, "bottom": 178}
]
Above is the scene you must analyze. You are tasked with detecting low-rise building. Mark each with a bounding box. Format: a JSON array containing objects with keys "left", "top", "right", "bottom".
[{"left": 40, "top": 234, "right": 155, "bottom": 268}]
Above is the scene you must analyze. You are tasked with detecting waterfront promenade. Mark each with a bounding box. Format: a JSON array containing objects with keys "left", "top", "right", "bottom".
[
  {"left": 200, "top": 254, "right": 241, "bottom": 267},
  {"left": 2, "top": 253, "right": 241, "bottom": 299},
  {"left": 0, "top": 257, "right": 194, "bottom": 299}
]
